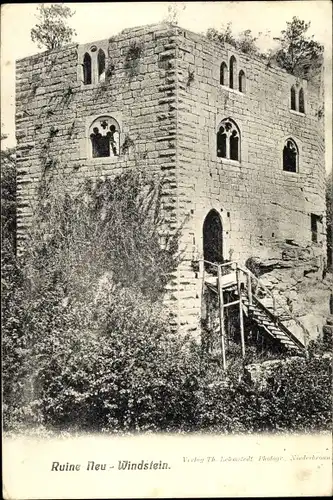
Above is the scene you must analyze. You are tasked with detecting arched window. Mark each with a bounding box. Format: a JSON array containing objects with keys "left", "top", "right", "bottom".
[
  {"left": 299, "top": 87, "right": 305, "bottom": 113},
  {"left": 229, "top": 56, "right": 236, "bottom": 89},
  {"left": 98, "top": 49, "right": 106, "bottom": 82},
  {"left": 238, "top": 70, "right": 246, "bottom": 93},
  {"left": 89, "top": 116, "right": 120, "bottom": 158},
  {"left": 83, "top": 52, "right": 92, "bottom": 85},
  {"left": 217, "top": 118, "right": 240, "bottom": 161},
  {"left": 283, "top": 138, "right": 298, "bottom": 173},
  {"left": 220, "top": 62, "right": 227, "bottom": 85},
  {"left": 290, "top": 86, "right": 296, "bottom": 110}
]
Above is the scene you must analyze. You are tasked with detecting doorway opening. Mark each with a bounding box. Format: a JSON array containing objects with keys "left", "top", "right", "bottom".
[{"left": 203, "top": 209, "right": 223, "bottom": 270}]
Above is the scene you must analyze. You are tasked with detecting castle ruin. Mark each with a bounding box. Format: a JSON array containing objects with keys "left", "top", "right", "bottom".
[{"left": 15, "top": 23, "right": 327, "bottom": 353}]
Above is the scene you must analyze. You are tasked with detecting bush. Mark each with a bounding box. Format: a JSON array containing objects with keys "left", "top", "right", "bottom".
[
  {"left": 3, "top": 167, "right": 199, "bottom": 433},
  {"left": 194, "top": 353, "right": 332, "bottom": 433},
  {"left": 4, "top": 281, "right": 202, "bottom": 433},
  {"left": 3, "top": 167, "right": 332, "bottom": 434}
]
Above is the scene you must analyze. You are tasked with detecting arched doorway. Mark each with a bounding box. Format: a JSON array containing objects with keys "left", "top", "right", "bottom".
[{"left": 203, "top": 209, "right": 223, "bottom": 268}]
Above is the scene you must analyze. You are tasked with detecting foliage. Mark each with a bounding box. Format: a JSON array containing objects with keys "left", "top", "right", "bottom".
[
  {"left": 206, "top": 23, "right": 259, "bottom": 56},
  {"left": 1, "top": 133, "right": 16, "bottom": 259},
  {"left": 30, "top": 3, "right": 76, "bottom": 51},
  {"left": 2, "top": 166, "right": 331, "bottom": 435},
  {"left": 195, "top": 352, "right": 332, "bottom": 433},
  {"left": 30, "top": 168, "right": 182, "bottom": 301},
  {"left": 326, "top": 171, "right": 332, "bottom": 269},
  {"left": 271, "top": 17, "right": 323, "bottom": 78},
  {"left": 124, "top": 42, "right": 144, "bottom": 77},
  {"left": 206, "top": 17, "right": 323, "bottom": 78},
  {"left": 2, "top": 168, "right": 193, "bottom": 432},
  {"left": 164, "top": 2, "right": 186, "bottom": 25},
  {"left": 3, "top": 276, "right": 202, "bottom": 432}
]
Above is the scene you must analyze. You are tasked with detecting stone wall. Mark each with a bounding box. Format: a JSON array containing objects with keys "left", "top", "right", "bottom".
[
  {"left": 174, "top": 27, "right": 326, "bottom": 332},
  {"left": 15, "top": 22, "right": 326, "bottom": 336},
  {"left": 15, "top": 23, "right": 179, "bottom": 250}
]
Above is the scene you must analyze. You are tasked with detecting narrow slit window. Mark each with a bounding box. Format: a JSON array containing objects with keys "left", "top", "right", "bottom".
[
  {"left": 290, "top": 86, "right": 296, "bottom": 110},
  {"left": 230, "top": 130, "right": 239, "bottom": 160},
  {"left": 311, "top": 213, "right": 321, "bottom": 243},
  {"left": 229, "top": 56, "right": 236, "bottom": 89},
  {"left": 238, "top": 70, "right": 245, "bottom": 93},
  {"left": 98, "top": 49, "right": 106, "bottom": 82},
  {"left": 220, "top": 62, "right": 227, "bottom": 85},
  {"left": 299, "top": 88, "right": 305, "bottom": 113},
  {"left": 83, "top": 52, "right": 92, "bottom": 85},
  {"left": 217, "top": 126, "right": 227, "bottom": 158}
]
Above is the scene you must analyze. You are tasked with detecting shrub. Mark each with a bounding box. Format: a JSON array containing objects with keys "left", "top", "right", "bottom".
[
  {"left": 3, "top": 167, "right": 331, "bottom": 434},
  {"left": 4, "top": 281, "right": 203, "bottom": 433},
  {"left": 3, "top": 167, "right": 197, "bottom": 433},
  {"left": 194, "top": 353, "right": 332, "bottom": 433}
]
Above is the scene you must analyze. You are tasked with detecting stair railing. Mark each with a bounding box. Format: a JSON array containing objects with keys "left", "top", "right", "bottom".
[
  {"left": 238, "top": 265, "right": 311, "bottom": 348},
  {"left": 198, "top": 259, "right": 311, "bottom": 358}
]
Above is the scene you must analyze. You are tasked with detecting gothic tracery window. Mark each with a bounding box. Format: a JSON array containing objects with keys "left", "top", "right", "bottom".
[
  {"left": 89, "top": 116, "right": 120, "bottom": 158},
  {"left": 283, "top": 138, "right": 298, "bottom": 173},
  {"left": 217, "top": 118, "right": 240, "bottom": 161}
]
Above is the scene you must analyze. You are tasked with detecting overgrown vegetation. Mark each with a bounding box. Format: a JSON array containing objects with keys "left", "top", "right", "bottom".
[
  {"left": 207, "top": 17, "right": 324, "bottom": 79},
  {"left": 2, "top": 164, "right": 332, "bottom": 435},
  {"left": 207, "top": 24, "right": 259, "bottom": 57},
  {"left": 31, "top": 3, "right": 76, "bottom": 51},
  {"left": 1, "top": 133, "right": 16, "bottom": 260},
  {"left": 124, "top": 41, "right": 143, "bottom": 77},
  {"left": 326, "top": 171, "right": 333, "bottom": 270},
  {"left": 271, "top": 17, "right": 323, "bottom": 79}
]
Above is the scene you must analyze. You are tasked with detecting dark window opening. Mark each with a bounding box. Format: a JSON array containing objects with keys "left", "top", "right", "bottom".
[
  {"left": 290, "top": 86, "right": 296, "bottom": 110},
  {"left": 230, "top": 130, "right": 239, "bottom": 160},
  {"left": 299, "top": 87, "right": 305, "bottom": 113},
  {"left": 283, "top": 139, "right": 298, "bottom": 172},
  {"left": 217, "top": 126, "right": 227, "bottom": 158},
  {"left": 217, "top": 118, "right": 240, "bottom": 161},
  {"left": 229, "top": 56, "right": 236, "bottom": 89},
  {"left": 220, "top": 62, "right": 227, "bottom": 85},
  {"left": 238, "top": 70, "right": 245, "bottom": 92},
  {"left": 90, "top": 119, "right": 119, "bottom": 158},
  {"left": 311, "top": 213, "right": 321, "bottom": 243},
  {"left": 83, "top": 52, "right": 92, "bottom": 85},
  {"left": 98, "top": 49, "right": 106, "bottom": 81}
]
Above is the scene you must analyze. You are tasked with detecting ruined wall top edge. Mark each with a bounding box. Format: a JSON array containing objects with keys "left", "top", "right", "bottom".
[{"left": 15, "top": 21, "right": 318, "bottom": 87}]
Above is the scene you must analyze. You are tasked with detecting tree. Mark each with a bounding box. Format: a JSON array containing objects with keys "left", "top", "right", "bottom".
[
  {"left": 164, "top": 2, "right": 186, "bottom": 25},
  {"left": 30, "top": 3, "right": 76, "bottom": 51},
  {"left": 326, "top": 171, "right": 332, "bottom": 270},
  {"left": 206, "top": 23, "right": 259, "bottom": 56},
  {"left": 206, "top": 23, "right": 237, "bottom": 49},
  {"left": 272, "top": 17, "right": 323, "bottom": 78},
  {"left": 1, "top": 132, "right": 16, "bottom": 258}
]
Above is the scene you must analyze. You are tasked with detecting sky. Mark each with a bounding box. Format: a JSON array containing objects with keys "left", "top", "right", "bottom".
[{"left": 1, "top": 0, "right": 332, "bottom": 167}]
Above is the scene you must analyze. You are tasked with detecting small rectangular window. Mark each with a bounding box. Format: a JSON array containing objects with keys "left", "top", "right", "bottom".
[{"left": 311, "top": 213, "right": 321, "bottom": 243}]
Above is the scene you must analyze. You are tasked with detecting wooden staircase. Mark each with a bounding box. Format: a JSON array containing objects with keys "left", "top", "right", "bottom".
[
  {"left": 200, "top": 260, "right": 309, "bottom": 366},
  {"left": 242, "top": 295, "right": 306, "bottom": 354}
]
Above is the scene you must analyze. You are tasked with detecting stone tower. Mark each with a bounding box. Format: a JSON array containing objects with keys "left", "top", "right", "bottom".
[{"left": 15, "top": 22, "right": 326, "bottom": 335}]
